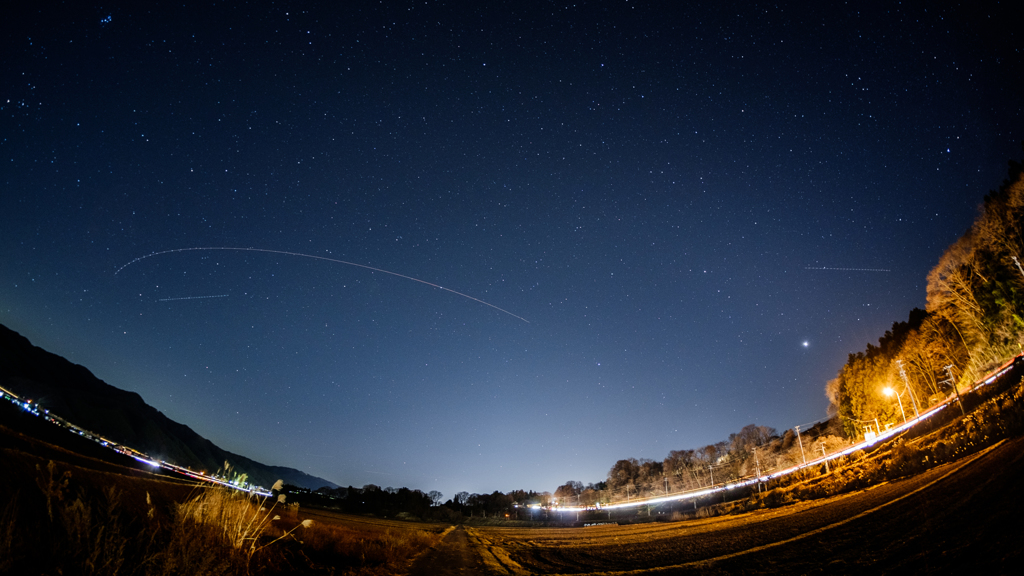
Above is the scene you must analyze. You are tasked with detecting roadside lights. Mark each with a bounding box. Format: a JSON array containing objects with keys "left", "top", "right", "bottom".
[{"left": 883, "top": 386, "right": 907, "bottom": 423}]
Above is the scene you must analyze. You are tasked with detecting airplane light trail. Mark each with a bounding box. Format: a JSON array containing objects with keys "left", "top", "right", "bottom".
[
  {"left": 157, "top": 294, "right": 230, "bottom": 302},
  {"left": 805, "top": 266, "right": 891, "bottom": 272},
  {"left": 118, "top": 247, "right": 529, "bottom": 323}
]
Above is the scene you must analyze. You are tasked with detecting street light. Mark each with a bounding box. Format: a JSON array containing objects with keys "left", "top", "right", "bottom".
[{"left": 883, "top": 386, "right": 907, "bottom": 423}]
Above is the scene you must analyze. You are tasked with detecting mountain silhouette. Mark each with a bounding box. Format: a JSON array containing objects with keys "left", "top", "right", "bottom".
[{"left": 0, "top": 323, "right": 337, "bottom": 490}]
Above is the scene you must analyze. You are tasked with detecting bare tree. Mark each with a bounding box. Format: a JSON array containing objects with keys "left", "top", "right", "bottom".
[
  {"left": 926, "top": 234, "right": 987, "bottom": 355},
  {"left": 664, "top": 449, "right": 697, "bottom": 490},
  {"left": 607, "top": 458, "right": 640, "bottom": 491},
  {"left": 636, "top": 459, "right": 663, "bottom": 496},
  {"left": 554, "top": 480, "right": 584, "bottom": 504}
]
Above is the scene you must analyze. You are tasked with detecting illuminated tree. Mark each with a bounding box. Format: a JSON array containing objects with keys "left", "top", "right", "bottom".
[
  {"left": 554, "top": 480, "right": 584, "bottom": 504},
  {"left": 636, "top": 459, "right": 664, "bottom": 495},
  {"left": 664, "top": 449, "right": 697, "bottom": 490},
  {"left": 730, "top": 424, "right": 777, "bottom": 454},
  {"left": 579, "top": 488, "right": 601, "bottom": 506}
]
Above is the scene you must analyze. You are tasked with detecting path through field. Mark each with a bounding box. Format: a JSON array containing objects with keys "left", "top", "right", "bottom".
[{"left": 409, "top": 525, "right": 490, "bottom": 576}]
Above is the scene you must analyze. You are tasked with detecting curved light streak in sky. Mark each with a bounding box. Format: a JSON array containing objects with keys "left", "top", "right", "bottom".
[
  {"left": 117, "top": 247, "right": 529, "bottom": 323},
  {"left": 157, "top": 294, "right": 230, "bottom": 302},
  {"left": 805, "top": 266, "right": 891, "bottom": 272}
]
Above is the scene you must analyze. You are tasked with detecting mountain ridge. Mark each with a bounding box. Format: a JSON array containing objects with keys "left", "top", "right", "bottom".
[{"left": 0, "top": 322, "right": 337, "bottom": 490}]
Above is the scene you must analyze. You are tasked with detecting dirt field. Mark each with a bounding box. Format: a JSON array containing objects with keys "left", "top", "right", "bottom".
[{"left": 448, "top": 437, "right": 1024, "bottom": 575}]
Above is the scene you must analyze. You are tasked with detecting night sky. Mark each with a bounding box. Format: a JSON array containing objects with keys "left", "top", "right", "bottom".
[{"left": 3, "top": 1, "right": 1022, "bottom": 497}]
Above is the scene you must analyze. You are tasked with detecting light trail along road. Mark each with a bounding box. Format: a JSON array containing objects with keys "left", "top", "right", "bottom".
[{"left": 417, "top": 436, "right": 1024, "bottom": 574}]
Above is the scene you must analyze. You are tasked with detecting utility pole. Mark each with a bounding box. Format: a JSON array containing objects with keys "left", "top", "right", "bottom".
[
  {"left": 1013, "top": 256, "right": 1024, "bottom": 279},
  {"left": 753, "top": 447, "right": 763, "bottom": 493},
  {"left": 819, "top": 441, "right": 829, "bottom": 473},
  {"left": 896, "top": 360, "right": 920, "bottom": 417},
  {"left": 941, "top": 364, "right": 966, "bottom": 416},
  {"left": 795, "top": 425, "right": 807, "bottom": 464}
]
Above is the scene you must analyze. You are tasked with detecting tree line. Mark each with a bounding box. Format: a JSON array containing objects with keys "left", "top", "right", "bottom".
[
  {"left": 827, "top": 156, "right": 1024, "bottom": 439},
  {"left": 279, "top": 482, "right": 552, "bottom": 522},
  {"left": 550, "top": 420, "right": 848, "bottom": 506}
]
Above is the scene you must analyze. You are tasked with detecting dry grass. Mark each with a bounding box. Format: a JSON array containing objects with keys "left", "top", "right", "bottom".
[
  {"left": 0, "top": 445, "right": 444, "bottom": 575},
  {"left": 0, "top": 491, "right": 18, "bottom": 574},
  {"left": 159, "top": 485, "right": 315, "bottom": 575},
  {"left": 28, "top": 459, "right": 133, "bottom": 575},
  {"left": 177, "top": 487, "right": 311, "bottom": 561}
]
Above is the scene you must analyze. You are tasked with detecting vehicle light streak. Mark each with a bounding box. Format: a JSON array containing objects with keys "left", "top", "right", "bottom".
[
  {"left": 547, "top": 353, "right": 1023, "bottom": 514},
  {"left": 1, "top": 383, "right": 272, "bottom": 497}
]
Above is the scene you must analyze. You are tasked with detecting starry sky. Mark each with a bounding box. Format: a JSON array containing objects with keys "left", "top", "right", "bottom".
[{"left": 2, "top": 1, "right": 1022, "bottom": 497}]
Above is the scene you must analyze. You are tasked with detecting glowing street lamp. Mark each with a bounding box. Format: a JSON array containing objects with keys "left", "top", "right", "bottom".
[{"left": 883, "top": 386, "right": 907, "bottom": 423}]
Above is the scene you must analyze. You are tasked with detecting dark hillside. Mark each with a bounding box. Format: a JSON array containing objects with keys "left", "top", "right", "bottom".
[{"left": 0, "top": 323, "right": 336, "bottom": 490}]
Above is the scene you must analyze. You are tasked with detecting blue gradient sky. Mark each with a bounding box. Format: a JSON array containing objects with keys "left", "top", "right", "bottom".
[{"left": 2, "top": 0, "right": 1022, "bottom": 497}]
